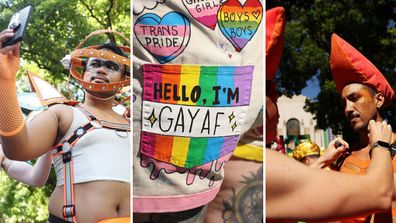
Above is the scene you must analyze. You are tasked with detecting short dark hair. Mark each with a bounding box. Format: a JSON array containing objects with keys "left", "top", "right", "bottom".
[
  {"left": 97, "top": 41, "right": 126, "bottom": 57},
  {"left": 362, "top": 84, "right": 377, "bottom": 97}
]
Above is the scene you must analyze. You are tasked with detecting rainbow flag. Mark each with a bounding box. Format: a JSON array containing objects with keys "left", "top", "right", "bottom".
[{"left": 141, "top": 64, "right": 253, "bottom": 168}]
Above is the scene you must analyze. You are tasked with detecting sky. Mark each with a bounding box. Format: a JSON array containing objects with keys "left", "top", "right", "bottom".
[{"left": 301, "top": 75, "right": 320, "bottom": 99}]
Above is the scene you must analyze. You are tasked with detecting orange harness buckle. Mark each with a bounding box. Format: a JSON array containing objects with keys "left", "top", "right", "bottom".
[{"left": 62, "top": 204, "right": 76, "bottom": 218}]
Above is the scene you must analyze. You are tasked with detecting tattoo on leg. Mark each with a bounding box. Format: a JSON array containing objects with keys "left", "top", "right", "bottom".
[{"left": 222, "top": 166, "right": 263, "bottom": 223}]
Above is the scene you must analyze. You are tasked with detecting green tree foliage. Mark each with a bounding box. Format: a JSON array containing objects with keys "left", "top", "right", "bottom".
[
  {"left": 267, "top": 0, "right": 396, "bottom": 144},
  {"left": 0, "top": 0, "right": 130, "bottom": 89},
  {"left": 0, "top": 172, "right": 54, "bottom": 223},
  {"left": 0, "top": 0, "right": 129, "bottom": 221}
]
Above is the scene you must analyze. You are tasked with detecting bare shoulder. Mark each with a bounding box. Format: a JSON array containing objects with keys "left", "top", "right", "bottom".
[{"left": 48, "top": 103, "right": 73, "bottom": 113}]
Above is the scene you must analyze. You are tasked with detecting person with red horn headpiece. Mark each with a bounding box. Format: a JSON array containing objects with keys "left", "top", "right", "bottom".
[
  {"left": 330, "top": 33, "right": 396, "bottom": 222},
  {"left": 266, "top": 7, "right": 394, "bottom": 222}
]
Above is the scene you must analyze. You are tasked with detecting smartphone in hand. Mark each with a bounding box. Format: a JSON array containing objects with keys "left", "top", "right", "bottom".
[
  {"left": 333, "top": 140, "right": 351, "bottom": 170},
  {"left": 2, "top": 5, "right": 33, "bottom": 47},
  {"left": 334, "top": 140, "right": 343, "bottom": 148}
]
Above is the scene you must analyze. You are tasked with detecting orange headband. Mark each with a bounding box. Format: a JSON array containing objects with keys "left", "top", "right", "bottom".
[{"left": 68, "top": 29, "right": 130, "bottom": 96}]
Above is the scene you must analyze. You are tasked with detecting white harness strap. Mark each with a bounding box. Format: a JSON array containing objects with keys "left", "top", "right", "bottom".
[
  {"left": 49, "top": 104, "right": 130, "bottom": 222},
  {"left": 50, "top": 108, "right": 95, "bottom": 222}
]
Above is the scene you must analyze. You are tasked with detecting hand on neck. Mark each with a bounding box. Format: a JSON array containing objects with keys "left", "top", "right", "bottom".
[{"left": 360, "top": 114, "right": 385, "bottom": 147}]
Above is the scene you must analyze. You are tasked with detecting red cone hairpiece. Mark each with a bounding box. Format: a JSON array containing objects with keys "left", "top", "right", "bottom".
[
  {"left": 266, "top": 7, "right": 286, "bottom": 80},
  {"left": 330, "top": 33, "right": 394, "bottom": 106}
]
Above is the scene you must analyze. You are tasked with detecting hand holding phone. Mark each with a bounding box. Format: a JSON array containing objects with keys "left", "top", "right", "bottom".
[
  {"left": 331, "top": 139, "right": 351, "bottom": 170},
  {"left": 2, "top": 5, "right": 32, "bottom": 47},
  {"left": 334, "top": 140, "right": 343, "bottom": 148}
]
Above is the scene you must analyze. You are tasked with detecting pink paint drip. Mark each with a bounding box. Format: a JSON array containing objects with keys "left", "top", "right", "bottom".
[{"left": 140, "top": 152, "right": 232, "bottom": 186}]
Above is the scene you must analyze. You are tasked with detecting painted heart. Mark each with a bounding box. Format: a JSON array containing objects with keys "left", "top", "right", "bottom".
[
  {"left": 252, "top": 10, "right": 261, "bottom": 19},
  {"left": 182, "top": 0, "right": 222, "bottom": 30},
  {"left": 134, "top": 12, "right": 191, "bottom": 64},
  {"left": 217, "top": 0, "right": 263, "bottom": 52}
]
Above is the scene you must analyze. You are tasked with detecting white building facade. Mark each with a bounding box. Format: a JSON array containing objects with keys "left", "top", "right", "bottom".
[{"left": 276, "top": 95, "right": 334, "bottom": 149}]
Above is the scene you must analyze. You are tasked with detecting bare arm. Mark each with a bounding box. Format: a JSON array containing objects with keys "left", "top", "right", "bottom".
[
  {"left": 266, "top": 120, "right": 393, "bottom": 221},
  {"left": 266, "top": 148, "right": 392, "bottom": 221},
  {"left": 1, "top": 108, "right": 61, "bottom": 160}
]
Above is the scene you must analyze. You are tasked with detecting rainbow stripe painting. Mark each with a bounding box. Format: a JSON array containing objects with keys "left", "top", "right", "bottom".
[
  {"left": 134, "top": 12, "right": 191, "bottom": 64},
  {"left": 141, "top": 64, "right": 254, "bottom": 168},
  {"left": 217, "top": 0, "right": 263, "bottom": 52}
]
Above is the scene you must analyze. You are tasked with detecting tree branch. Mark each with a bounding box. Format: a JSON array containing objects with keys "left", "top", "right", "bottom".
[
  {"left": 106, "top": 0, "right": 114, "bottom": 29},
  {"left": 105, "top": 0, "right": 116, "bottom": 43},
  {"left": 80, "top": 0, "right": 107, "bottom": 28}
]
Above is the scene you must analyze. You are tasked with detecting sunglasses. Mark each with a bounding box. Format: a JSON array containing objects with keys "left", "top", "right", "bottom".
[{"left": 86, "top": 58, "right": 121, "bottom": 73}]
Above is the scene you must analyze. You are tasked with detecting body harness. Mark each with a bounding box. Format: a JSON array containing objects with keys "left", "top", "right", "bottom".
[
  {"left": 50, "top": 29, "right": 130, "bottom": 222},
  {"left": 50, "top": 103, "right": 130, "bottom": 222}
]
